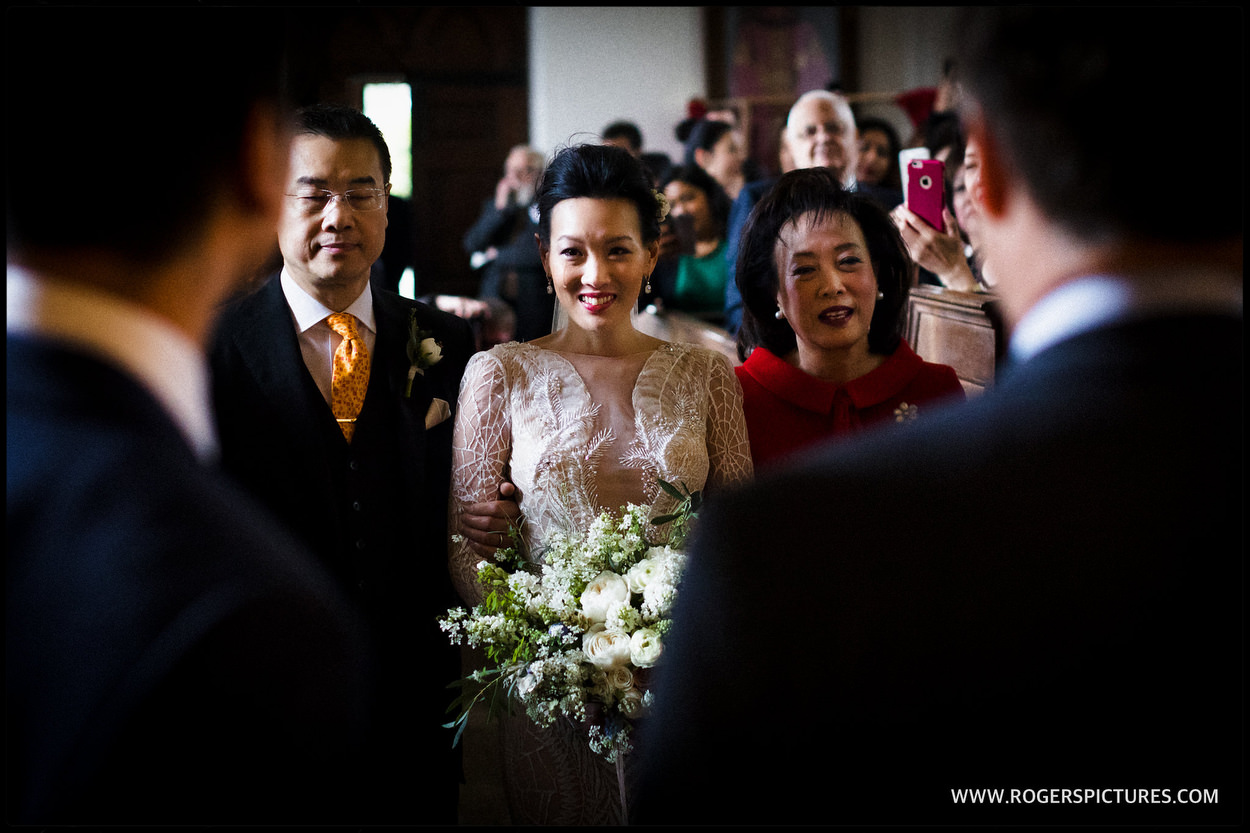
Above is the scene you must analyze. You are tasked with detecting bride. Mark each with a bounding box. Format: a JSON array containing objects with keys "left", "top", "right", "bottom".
[{"left": 449, "top": 142, "right": 753, "bottom": 824}]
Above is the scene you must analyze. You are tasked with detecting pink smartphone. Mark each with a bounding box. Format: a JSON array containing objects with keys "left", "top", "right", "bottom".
[{"left": 906, "top": 158, "right": 946, "bottom": 230}]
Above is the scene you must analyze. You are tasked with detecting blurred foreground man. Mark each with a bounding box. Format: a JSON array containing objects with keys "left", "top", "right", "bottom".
[
  {"left": 6, "top": 9, "right": 373, "bottom": 825},
  {"left": 635, "top": 7, "right": 1242, "bottom": 825}
]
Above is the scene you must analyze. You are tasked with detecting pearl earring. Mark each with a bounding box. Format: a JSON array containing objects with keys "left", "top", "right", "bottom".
[
  {"left": 644, "top": 274, "right": 652, "bottom": 294},
  {"left": 774, "top": 308, "right": 786, "bottom": 320},
  {"left": 546, "top": 276, "right": 554, "bottom": 295},
  {"left": 876, "top": 290, "right": 885, "bottom": 300}
]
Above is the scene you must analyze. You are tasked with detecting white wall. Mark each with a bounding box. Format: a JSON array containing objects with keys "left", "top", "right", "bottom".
[
  {"left": 855, "top": 7, "right": 961, "bottom": 142},
  {"left": 528, "top": 7, "right": 704, "bottom": 164},
  {"left": 526, "top": 7, "right": 961, "bottom": 163}
]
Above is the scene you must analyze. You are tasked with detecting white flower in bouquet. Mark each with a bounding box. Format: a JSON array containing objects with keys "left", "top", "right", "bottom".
[
  {"left": 580, "top": 570, "right": 630, "bottom": 623},
  {"left": 629, "top": 627, "right": 663, "bottom": 667},
  {"left": 624, "top": 554, "right": 660, "bottom": 594},
  {"left": 516, "top": 664, "right": 541, "bottom": 697},
  {"left": 618, "top": 684, "right": 646, "bottom": 717},
  {"left": 606, "top": 664, "right": 634, "bottom": 691},
  {"left": 583, "top": 622, "right": 632, "bottom": 669},
  {"left": 640, "top": 547, "right": 686, "bottom": 620},
  {"left": 606, "top": 602, "right": 643, "bottom": 633},
  {"left": 507, "top": 570, "right": 544, "bottom": 616}
]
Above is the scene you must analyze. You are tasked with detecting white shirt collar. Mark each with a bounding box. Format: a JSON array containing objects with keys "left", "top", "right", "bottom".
[
  {"left": 279, "top": 268, "right": 376, "bottom": 335},
  {"left": 1009, "top": 272, "right": 1243, "bottom": 363},
  {"left": 6, "top": 265, "right": 218, "bottom": 462}
]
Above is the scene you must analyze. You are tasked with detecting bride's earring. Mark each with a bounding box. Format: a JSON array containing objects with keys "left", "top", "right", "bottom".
[
  {"left": 644, "top": 274, "right": 652, "bottom": 294},
  {"left": 876, "top": 289, "right": 885, "bottom": 300},
  {"left": 546, "top": 275, "right": 554, "bottom": 295},
  {"left": 774, "top": 308, "right": 786, "bottom": 320}
]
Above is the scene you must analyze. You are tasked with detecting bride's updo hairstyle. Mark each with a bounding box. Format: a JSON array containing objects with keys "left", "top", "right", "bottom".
[
  {"left": 735, "top": 166, "right": 910, "bottom": 363},
  {"left": 535, "top": 142, "right": 663, "bottom": 247}
]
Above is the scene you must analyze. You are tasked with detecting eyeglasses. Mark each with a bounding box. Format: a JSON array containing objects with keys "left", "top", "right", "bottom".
[{"left": 287, "top": 188, "right": 387, "bottom": 214}]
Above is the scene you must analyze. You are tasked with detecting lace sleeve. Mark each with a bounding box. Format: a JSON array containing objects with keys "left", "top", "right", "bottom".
[
  {"left": 448, "top": 349, "right": 512, "bottom": 605},
  {"left": 703, "top": 351, "right": 754, "bottom": 490}
]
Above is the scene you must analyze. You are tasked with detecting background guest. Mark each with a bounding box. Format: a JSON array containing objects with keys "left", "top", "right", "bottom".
[
  {"left": 854, "top": 115, "right": 903, "bottom": 192},
  {"left": 7, "top": 8, "right": 374, "bottom": 825},
  {"left": 634, "top": 7, "right": 1242, "bottom": 825},
  {"left": 957, "top": 134, "right": 997, "bottom": 290},
  {"left": 463, "top": 144, "right": 553, "bottom": 341},
  {"left": 683, "top": 117, "right": 748, "bottom": 200},
  {"left": 603, "top": 119, "right": 671, "bottom": 184},
  {"left": 650, "top": 164, "right": 733, "bottom": 323},
  {"left": 893, "top": 116, "right": 979, "bottom": 290},
  {"left": 602, "top": 119, "right": 644, "bottom": 156},
  {"left": 734, "top": 167, "right": 964, "bottom": 469}
]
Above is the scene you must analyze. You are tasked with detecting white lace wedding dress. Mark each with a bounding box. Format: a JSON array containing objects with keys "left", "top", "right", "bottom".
[{"left": 449, "top": 339, "right": 753, "bottom": 824}]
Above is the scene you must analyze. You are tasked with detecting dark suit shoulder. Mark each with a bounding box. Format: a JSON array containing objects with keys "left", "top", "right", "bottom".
[
  {"left": 210, "top": 273, "right": 288, "bottom": 346},
  {"left": 7, "top": 340, "right": 372, "bottom": 824}
]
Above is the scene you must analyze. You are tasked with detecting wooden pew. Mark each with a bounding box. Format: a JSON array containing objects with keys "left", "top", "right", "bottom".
[
  {"left": 905, "top": 286, "right": 1005, "bottom": 395},
  {"left": 634, "top": 307, "right": 741, "bottom": 366}
]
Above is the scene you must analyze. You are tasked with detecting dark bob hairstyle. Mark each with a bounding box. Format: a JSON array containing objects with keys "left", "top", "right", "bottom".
[
  {"left": 536, "top": 142, "right": 663, "bottom": 247},
  {"left": 735, "top": 167, "right": 911, "bottom": 362}
]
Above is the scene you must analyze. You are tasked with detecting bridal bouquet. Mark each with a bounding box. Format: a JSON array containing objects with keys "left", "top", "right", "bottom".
[{"left": 440, "top": 479, "right": 700, "bottom": 763}]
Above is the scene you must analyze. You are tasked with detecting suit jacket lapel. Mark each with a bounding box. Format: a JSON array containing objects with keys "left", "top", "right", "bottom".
[
  {"left": 367, "top": 289, "right": 432, "bottom": 432},
  {"left": 228, "top": 277, "right": 340, "bottom": 445}
]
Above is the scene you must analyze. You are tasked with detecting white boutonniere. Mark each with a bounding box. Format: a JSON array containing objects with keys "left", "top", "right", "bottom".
[
  {"left": 894, "top": 402, "right": 919, "bottom": 422},
  {"left": 405, "top": 309, "right": 443, "bottom": 398}
]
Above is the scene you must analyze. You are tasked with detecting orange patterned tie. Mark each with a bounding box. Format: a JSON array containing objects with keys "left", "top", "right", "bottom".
[{"left": 327, "top": 312, "right": 371, "bottom": 442}]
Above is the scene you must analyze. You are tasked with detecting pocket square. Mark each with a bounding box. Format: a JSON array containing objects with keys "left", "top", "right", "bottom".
[{"left": 425, "top": 397, "right": 451, "bottom": 430}]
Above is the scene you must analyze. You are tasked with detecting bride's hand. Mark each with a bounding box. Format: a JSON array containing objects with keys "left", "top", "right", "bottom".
[{"left": 457, "top": 481, "right": 522, "bottom": 558}]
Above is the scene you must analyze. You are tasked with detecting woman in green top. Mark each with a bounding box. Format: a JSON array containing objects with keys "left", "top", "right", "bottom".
[{"left": 656, "top": 165, "right": 732, "bottom": 323}]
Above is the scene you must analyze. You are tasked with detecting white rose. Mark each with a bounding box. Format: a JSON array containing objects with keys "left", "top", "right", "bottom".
[
  {"left": 582, "top": 623, "right": 632, "bottom": 669},
  {"left": 606, "top": 664, "right": 634, "bottom": 690},
  {"left": 629, "top": 627, "right": 663, "bottom": 668},
  {"left": 580, "top": 570, "right": 630, "bottom": 623}
]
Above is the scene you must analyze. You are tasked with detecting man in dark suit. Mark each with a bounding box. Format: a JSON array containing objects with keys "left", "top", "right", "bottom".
[
  {"left": 210, "top": 103, "right": 475, "bottom": 824},
  {"left": 634, "top": 8, "right": 1242, "bottom": 826},
  {"left": 723, "top": 90, "right": 902, "bottom": 334},
  {"left": 6, "top": 9, "right": 374, "bottom": 825},
  {"left": 463, "top": 144, "right": 553, "bottom": 341}
]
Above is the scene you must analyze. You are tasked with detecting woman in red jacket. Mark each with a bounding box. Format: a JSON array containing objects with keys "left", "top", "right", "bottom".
[{"left": 734, "top": 167, "right": 965, "bottom": 469}]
